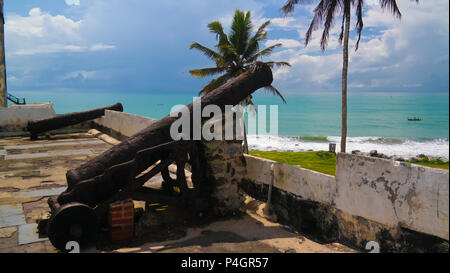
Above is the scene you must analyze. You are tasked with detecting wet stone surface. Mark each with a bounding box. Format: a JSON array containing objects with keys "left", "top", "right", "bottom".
[{"left": 0, "top": 132, "right": 112, "bottom": 253}]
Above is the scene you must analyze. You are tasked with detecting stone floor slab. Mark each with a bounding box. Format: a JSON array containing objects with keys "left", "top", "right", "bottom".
[
  {"left": 4, "top": 140, "right": 104, "bottom": 150},
  {"left": 4, "top": 149, "right": 107, "bottom": 160},
  {"left": 0, "top": 205, "right": 26, "bottom": 228},
  {"left": 18, "top": 223, "right": 47, "bottom": 245},
  {"left": 0, "top": 227, "right": 17, "bottom": 238},
  {"left": 15, "top": 187, "right": 67, "bottom": 199}
]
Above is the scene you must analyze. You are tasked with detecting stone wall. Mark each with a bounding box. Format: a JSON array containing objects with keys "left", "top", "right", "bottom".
[
  {"left": 240, "top": 153, "right": 449, "bottom": 252},
  {"left": 335, "top": 153, "right": 449, "bottom": 241},
  {"left": 244, "top": 155, "right": 336, "bottom": 205},
  {"left": 93, "top": 110, "right": 158, "bottom": 139},
  {"left": 0, "top": 103, "right": 55, "bottom": 132},
  {"left": 200, "top": 140, "right": 247, "bottom": 218}
]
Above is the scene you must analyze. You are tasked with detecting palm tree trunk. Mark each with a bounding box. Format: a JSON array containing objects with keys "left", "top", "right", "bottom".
[{"left": 341, "top": 7, "right": 351, "bottom": 153}]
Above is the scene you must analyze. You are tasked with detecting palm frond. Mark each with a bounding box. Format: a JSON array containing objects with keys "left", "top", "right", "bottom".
[
  {"left": 255, "top": 20, "right": 271, "bottom": 37},
  {"left": 338, "top": 12, "right": 345, "bottom": 45},
  {"left": 354, "top": 0, "right": 364, "bottom": 51},
  {"left": 229, "top": 10, "right": 253, "bottom": 55},
  {"left": 189, "top": 42, "right": 223, "bottom": 62},
  {"left": 320, "top": 0, "right": 342, "bottom": 51},
  {"left": 240, "top": 96, "right": 256, "bottom": 112},
  {"left": 208, "top": 21, "right": 231, "bottom": 47},
  {"left": 189, "top": 67, "right": 226, "bottom": 78},
  {"left": 379, "top": 0, "right": 402, "bottom": 19},
  {"left": 208, "top": 21, "right": 226, "bottom": 38},
  {"left": 247, "top": 43, "right": 282, "bottom": 63},
  {"left": 264, "top": 61, "right": 291, "bottom": 68},
  {"left": 282, "top": 0, "right": 312, "bottom": 14},
  {"left": 243, "top": 20, "right": 270, "bottom": 59},
  {"left": 264, "top": 85, "right": 287, "bottom": 104},
  {"left": 199, "top": 72, "right": 234, "bottom": 96},
  {"left": 305, "top": 0, "right": 326, "bottom": 46},
  {"left": 191, "top": 9, "right": 289, "bottom": 108},
  {"left": 219, "top": 44, "right": 241, "bottom": 67}
]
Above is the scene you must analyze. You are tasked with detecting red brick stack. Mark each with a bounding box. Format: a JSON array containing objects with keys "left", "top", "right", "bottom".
[{"left": 109, "top": 199, "right": 134, "bottom": 241}]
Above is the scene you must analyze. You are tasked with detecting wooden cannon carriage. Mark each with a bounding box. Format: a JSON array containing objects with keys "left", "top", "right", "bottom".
[{"left": 41, "top": 63, "right": 273, "bottom": 251}]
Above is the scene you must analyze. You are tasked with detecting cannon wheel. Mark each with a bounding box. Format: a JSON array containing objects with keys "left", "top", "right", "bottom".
[{"left": 47, "top": 203, "right": 97, "bottom": 251}]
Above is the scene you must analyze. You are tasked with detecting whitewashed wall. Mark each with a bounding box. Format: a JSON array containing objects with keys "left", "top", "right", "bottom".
[
  {"left": 244, "top": 153, "right": 449, "bottom": 240},
  {"left": 0, "top": 103, "right": 55, "bottom": 130},
  {"left": 94, "top": 110, "right": 158, "bottom": 137},
  {"left": 335, "top": 153, "right": 449, "bottom": 240},
  {"left": 244, "top": 155, "right": 336, "bottom": 205}
]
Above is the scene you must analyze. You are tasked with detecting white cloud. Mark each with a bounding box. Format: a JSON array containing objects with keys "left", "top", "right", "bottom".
[
  {"left": 65, "top": 0, "right": 81, "bottom": 6},
  {"left": 7, "top": 8, "right": 82, "bottom": 39},
  {"left": 268, "top": 17, "right": 298, "bottom": 28},
  {"left": 269, "top": 0, "right": 449, "bottom": 92},
  {"left": 63, "top": 70, "right": 96, "bottom": 80},
  {"left": 13, "top": 44, "right": 87, "bottom": 56},
  {"left": 265, "top": 39, "right": 302, "bottom": 49},
  {"left": 273, "top": 52, "right": 342, "bottom": 84},
  {"left": 90, "top": 43, "right": 116, "bottom": 51},
  {"left": 4, "top": 0, "right": 447, "bottom": 94},
  {"left": 6, "top": 8, "right": 116, "bottom": 56}
]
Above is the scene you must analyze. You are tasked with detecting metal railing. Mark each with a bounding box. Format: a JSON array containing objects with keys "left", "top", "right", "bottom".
[{"left": 6, "top": 93, "right": 26, "bottom": 105}]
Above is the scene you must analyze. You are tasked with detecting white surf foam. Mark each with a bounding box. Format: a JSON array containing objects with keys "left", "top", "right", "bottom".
[{"left": 247, "top": 135, "right": 449, "bottom": 160}]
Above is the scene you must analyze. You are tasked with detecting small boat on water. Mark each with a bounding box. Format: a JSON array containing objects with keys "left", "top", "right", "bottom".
[{"left": 408, "top": 117, "right": 422, "bottom": 121}]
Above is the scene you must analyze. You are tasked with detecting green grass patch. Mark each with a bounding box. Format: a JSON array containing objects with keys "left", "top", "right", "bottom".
[
  {"left": 293, "top": 136, "right": 328, "bottom": 142},
  {"left": 248, "top": 151, "right": 449, "bottom": 175},
  {"left": 249, "top": 150, "right": 337, "bottom": 176},
  {"left": 405, "top": 157, "right": 449, "bottom": 170}
]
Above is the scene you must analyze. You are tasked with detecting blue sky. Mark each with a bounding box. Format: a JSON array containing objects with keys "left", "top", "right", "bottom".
[{"left": 3, "top": 0, "right": 449, "bottom": 96}]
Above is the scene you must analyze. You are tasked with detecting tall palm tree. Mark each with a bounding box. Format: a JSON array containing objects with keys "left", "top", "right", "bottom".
[
  {"left": 189, "top": 9, "right": 290, "bottom": 153},
  {"left": 282, "top": 0, "right": 415, "bottom": 153}
]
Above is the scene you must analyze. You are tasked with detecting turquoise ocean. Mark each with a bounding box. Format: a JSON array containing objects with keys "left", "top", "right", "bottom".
[{"left": 13, "top": 91, "right": 449, "bottom": 160}]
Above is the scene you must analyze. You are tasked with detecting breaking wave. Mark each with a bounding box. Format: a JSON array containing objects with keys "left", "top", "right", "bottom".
[{"left": 247, "top": 135, "right": 449, "bottom": 160}]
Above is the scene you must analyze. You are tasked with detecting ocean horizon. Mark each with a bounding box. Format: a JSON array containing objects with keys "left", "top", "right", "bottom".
[{"left": 13, "top": 90, "right": 449, "bottom": 160}]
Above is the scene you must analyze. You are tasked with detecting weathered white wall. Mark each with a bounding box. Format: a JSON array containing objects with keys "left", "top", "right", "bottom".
[
  {"left": 335, "top": 153, "right": 449, "bottom": 240},
  {"left": 244, "top": 154, "right": 336, "bottom": 205},
  {"left": 244, "top": 153, "right": 449, "bottom": 240},
  {"left": 94, "top": 110, "right": 158, "bottom": 137},
  {"left": 0, "top": 103, "right": 55, "bottom": 131}
]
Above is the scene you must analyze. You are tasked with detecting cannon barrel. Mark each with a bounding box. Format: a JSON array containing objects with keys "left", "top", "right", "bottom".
[
  {"left": 27, "top": 103, "right": 123, "bottom": 139},
  {"left": 65, "top": 62, "right": 273, "bottom": 190}
]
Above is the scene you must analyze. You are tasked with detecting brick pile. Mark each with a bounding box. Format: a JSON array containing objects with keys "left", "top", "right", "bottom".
[{"left": 109, "top": 199, "right": 134, "bottom": 241}]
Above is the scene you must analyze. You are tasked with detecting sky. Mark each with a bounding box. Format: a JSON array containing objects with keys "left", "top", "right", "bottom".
[{"left": 3, "top": 0, "right": 449, "bottom": 96}]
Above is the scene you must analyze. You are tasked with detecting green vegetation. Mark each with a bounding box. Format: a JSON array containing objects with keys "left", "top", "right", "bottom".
[
  {"left": 249, "top": 150, "right": 337, "bottom": 176},
  {"left": 249, "top": 151, "right": 449, "bottom": 175},
  {"left": 189, "top": 9, "right": 291, "bottom": 153},
  {"left": 294, "top": 136, "right": 328, "bottom": 142},
  {"left": 189, "top": 9, "right": 290, "bottom": 98},
  {"left": 405, "top": 158, "right": 449, "bottom": 170}
]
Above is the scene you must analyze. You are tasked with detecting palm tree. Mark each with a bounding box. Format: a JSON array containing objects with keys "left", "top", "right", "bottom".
[
  {"left": 282, "top": 0, "right": 415, "bottom": 153},
  {"left": 189, "top": 9, "right": 290, "bottom": 153}
]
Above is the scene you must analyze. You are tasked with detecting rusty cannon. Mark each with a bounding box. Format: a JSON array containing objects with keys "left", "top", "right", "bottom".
[
  {"left": 27, "top": 102, "right": 123, "bottom": 140},
  {"left": 42, "top": 63, "right": 273, "bottom": 251}
]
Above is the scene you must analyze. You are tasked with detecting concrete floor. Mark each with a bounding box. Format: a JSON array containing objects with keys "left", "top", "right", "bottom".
[
  {"left": 0, "top": 131, "right": 355, "bottom": 253},
  {"left": 0, "top": 132, "right": 111, "bottom": 253},
  {"left": 92, "top": 197, "right": 355, "bottom": 253}
]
